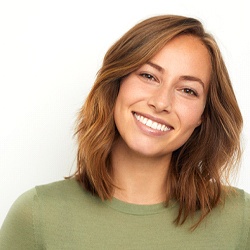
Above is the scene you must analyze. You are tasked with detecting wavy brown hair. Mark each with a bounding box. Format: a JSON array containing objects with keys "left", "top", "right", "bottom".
[{"left": 73, "top": 15, "right": 243, "bottom": 228}]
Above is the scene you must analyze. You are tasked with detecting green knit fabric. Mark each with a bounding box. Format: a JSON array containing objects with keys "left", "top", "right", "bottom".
[{"left": 1, "top": 179, "right": 250, "bottom": 249}]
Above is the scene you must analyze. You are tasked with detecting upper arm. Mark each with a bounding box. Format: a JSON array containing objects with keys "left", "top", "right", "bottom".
[
  {"left": 0, "top": 188, "right": 41, "bottom": 249},
  {"left": 243, "top": 191, "right": 250, "bottom": 249}
]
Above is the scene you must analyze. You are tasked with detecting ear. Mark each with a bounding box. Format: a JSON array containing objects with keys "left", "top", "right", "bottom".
[
  {"left": 196, "top": 115, "right": 204, "bottom": 127},
  {"left": 196, "top": 119, "right": 202, "bottom": 127},
  {"left": 197, "top": 105, "right": 206, "bottom": 127}
]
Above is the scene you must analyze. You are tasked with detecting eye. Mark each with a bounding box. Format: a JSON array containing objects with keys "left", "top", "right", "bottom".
[
  {"left": 181, "top": 88, "right": 198, "bottom": 96},
  {"left": 140, "top": 73, "right": 157, "bottom": 82}
]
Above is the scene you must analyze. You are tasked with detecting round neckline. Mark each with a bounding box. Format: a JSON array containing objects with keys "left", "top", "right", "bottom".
[{"left": 104, "top": 197, "right": 176, "bottom": 215}]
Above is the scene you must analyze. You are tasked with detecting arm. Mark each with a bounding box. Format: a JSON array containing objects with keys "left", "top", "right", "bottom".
[
  {"left": 0, "top": 188, "right": 42, "bottom": 249},
  {"left": 244, "top": 192, "right": 250, "bottom": 249}
]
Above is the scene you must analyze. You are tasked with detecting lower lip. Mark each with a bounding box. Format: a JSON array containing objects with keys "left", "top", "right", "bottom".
[{"left": 133, "top": 114, "right": 172, "bottom": 137}]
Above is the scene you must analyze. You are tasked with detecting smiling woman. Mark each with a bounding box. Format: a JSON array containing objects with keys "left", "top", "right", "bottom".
[
  {"left": 0, "top": 15, "right": 249, "bottom": 249},
  {"left": 113, "top": 35, "right": 209, "bottom": 164}
]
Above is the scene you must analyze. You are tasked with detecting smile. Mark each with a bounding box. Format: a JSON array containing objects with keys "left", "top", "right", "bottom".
[{"left": 134, "top": 113, "right": 171, "bottom": 132}]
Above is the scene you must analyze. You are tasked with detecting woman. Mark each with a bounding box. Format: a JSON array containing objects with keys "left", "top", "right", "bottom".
[{"left": 1, "top": 15, "right": 249, "bottom": 249}]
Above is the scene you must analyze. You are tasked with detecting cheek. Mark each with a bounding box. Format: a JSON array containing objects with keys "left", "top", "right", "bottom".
[
  {"left": 113, "top": 95, "right": 124, "bottom": 127},
  {"left": 178, "top": 102, "right": 204, "bottom": 127},
  {"left": 113, "top": 88, "right": 133, "bottom": 128}
]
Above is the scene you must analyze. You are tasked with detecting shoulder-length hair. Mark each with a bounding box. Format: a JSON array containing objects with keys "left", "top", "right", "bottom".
[{"left": 73, "top": 15, "right": 243, "bottom": 228}]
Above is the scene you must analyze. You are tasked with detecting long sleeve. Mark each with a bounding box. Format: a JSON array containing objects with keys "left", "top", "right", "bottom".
[
  {"left": 0, "top": 188, "right": 42, "bottom": 249},
  {"left": 245, "top": 192, "right": 250, "bottom": 249}
]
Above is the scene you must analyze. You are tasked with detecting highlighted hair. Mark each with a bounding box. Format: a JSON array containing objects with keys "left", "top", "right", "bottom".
[{"left": 72, "top": 15, "right": 243, "bottom": 229}]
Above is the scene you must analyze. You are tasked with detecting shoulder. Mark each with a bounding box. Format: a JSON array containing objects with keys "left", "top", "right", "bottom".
[
  {"left": 205, "top": 187, "right": 250, "bottom": 232},
  {"left": 223, "top": 187, "right": 250, "bottom": 248},
  {"left": 1, "top": 179, "right": 85, "bottom": 225},
  {"left": 33, "top": 178, "right": 99, "bottom": 207},
  {"left": 0, "top": 179, "right": 95, "bottom": 248},
  {"left": 224, "top": 187, "right": 250, "bottom": 209},
  {"left": 33, "top": 178, "right": 104, "bottom": 212},
  {"left": 3, "top": 179, "right": 86, "bottom": 209},
  {"left": 1, "top": 179, "right": 95, "bottom": 230},
  {"left": 220, "top": 186, "right": 250, "bottom": 220},
  {"left": 35, "top": 178, "right": 84, "bottom": 197},
  {"left": 0, "top": 187, "right": 37, "bottom": 248}
]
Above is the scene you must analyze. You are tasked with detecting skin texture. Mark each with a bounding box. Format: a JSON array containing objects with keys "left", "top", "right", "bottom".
[{"left": 112, "top": 35, "right": 211, "bottom": 204}]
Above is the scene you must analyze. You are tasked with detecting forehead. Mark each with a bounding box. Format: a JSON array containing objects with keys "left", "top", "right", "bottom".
[{"left": 149, "top": 35, "right": 212, "bottom": 86}]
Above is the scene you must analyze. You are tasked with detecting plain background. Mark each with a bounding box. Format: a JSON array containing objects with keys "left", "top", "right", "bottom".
[{"left": 0, "top": 0, "right": 249, "bottom": 227}]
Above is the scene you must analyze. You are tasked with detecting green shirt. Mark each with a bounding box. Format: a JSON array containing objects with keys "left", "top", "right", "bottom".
[{"left": 1, "top": 179, "right": 250, "bottom": 249}]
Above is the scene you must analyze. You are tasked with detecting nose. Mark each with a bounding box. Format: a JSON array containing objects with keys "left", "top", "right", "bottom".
[{"left": 147, "top": 87, "right": 172, "bottom": 113}]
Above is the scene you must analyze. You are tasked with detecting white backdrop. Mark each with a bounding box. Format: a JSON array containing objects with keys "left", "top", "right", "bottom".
[{"left": 0, "top": 0, "right": 249, "bottom": 227}]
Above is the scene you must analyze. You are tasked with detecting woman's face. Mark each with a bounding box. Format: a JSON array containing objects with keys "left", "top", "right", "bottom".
[{"left": 114, "top": 35, "right": 211, "bottom": 160}]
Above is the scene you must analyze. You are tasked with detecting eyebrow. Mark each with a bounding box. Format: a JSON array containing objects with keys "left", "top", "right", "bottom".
[
  {"left": 146, "top": 61, "right": 164, "bottom": 72},
  {"left": 146, "top": 61, "right": 205, "bottom": 88},
  {"left": 179, "top": 75, "right": 205, "bottom": 89}
]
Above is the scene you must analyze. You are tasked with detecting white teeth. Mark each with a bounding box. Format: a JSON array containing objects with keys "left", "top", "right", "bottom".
[
  {"left": 134, "top": 113, "right": 171, "bottom": 132},
  {"left": 152, "top": 122, "right": 158, "bottom": 129},
  {"left": 146, "top": 120, "right": 153, "bottom": 127},
  {"left": 157, "top": 123, "right": 162, "bottom": 130}
]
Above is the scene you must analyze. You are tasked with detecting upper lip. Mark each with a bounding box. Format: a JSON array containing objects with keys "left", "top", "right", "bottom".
[{"left": 133, "top": 111, "right": 174, "bottom": 129}]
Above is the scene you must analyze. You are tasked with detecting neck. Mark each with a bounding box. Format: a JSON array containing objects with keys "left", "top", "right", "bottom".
[{"left": 111, "top": 139, "right": 171, "bottom": 205}]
